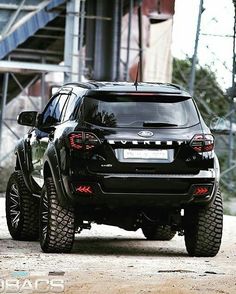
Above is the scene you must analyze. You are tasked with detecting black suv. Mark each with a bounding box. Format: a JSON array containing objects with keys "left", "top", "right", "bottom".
[{"left": 5, "top": 82, "right": 223, "bottom": 256}]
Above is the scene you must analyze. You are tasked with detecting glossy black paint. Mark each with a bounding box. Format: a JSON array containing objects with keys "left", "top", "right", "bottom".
[{"left": 14, "top": 82, "right": 219, "bottom": 227}]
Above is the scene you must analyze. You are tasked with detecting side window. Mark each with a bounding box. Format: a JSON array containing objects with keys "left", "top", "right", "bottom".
[
  {"left": 62, "top": 93, "right": 78, "bottom": 122},
  {"left": 42, "top": 95, "right": 60, "bottom": 125},
  {"left": 71, "top": 88, "right": 87, "bottom": 121},
  {"left": 42, "top": 94, "right": 69, "bottom": 126},
  {"left": 61, "top": 88, "right": 87, "bottom": 122},
  {"left": 52, "top": 94, "right": 69, "bottom": 122}
]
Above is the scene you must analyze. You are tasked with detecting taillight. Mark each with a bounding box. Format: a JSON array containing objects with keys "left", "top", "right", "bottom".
[
  {"left": 69, "top": 133, "right": 83, "bottom": 150},
  {"left": 68, "top": 132, "right": 100, "bottom": 151},
  {"left": 190, "top": 134, "right": 214, "bottom": 152}
]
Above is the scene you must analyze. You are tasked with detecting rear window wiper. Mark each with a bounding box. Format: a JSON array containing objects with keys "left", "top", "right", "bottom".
[{"left": 143, "top": 121, "right": 178, "bottom": 127}]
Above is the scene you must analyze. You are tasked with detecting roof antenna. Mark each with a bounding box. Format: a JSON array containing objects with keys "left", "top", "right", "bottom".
[{"left": 134, "top": 62, "right": 140, "bottom": 91}]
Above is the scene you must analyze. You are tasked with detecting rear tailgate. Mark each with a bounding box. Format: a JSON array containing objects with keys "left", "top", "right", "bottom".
[
  {"left": 77, "top": 94, "right": 214, "bottom": 174},
  {"left": 86, "top": 125, "right": 214, "bottom": 175}
]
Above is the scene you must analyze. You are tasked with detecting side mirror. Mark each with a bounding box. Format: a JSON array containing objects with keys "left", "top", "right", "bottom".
[{"left": 17, "top": 111, "right": 38, "bottom": 127}]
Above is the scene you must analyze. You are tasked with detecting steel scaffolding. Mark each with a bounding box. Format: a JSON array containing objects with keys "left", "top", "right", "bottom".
[{"left": 0, "top": 0, "right": 81, "bottom": 163}]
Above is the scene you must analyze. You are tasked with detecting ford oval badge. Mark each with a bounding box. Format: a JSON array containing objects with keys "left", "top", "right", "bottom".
[{"left": 138, "top": 131, "right": 154, "bottom": 138}]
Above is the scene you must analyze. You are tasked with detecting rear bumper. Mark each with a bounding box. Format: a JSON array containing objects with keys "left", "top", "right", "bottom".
[{"left": 62, "top": 169, "right": 217, "bottom": 208}]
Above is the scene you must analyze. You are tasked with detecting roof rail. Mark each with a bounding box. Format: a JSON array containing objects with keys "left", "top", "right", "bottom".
[
  {"left": 63, "top": 82, "right": 97, "bottom": 89},
  {"left": 87, "top": 81, "right": 107, "bottom": 88},
  {"left": 165, "top": 83, "right": 185, "bottom": 91}
]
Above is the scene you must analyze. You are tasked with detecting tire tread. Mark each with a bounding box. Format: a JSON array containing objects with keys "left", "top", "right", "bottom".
[
  {"left": 184, "top": 190, "right": 223, "bottom": 257},
  {"left": 6, "top": 171, "right": 39, "bottom": 241},
  {"left": 40, "top": 177, "right": 75, "bottom": 253}
]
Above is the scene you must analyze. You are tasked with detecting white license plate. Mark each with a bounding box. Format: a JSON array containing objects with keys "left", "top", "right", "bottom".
[{"left": 123, "top": 149, "right": 168, "bottom": 160}]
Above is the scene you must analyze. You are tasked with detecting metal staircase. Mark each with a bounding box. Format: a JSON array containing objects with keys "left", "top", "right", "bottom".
[
  {"left": 0, "top": 0, "right": 80, "bottom": 163},
  {"left": 0, "top": 0, "right": 68, "bottom": 104}
]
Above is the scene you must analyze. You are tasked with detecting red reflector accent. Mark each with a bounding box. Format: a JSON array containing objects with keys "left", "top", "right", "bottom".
[
  {"left": 76, "top": 185, "right": 93, "bottom": 194},
  {"left": 193, "top": 186, "right": 210, "bottom": 196}
]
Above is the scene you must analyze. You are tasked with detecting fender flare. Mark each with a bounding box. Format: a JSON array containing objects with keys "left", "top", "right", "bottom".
[
  {"left": 214, "top": 155, "right": 220, "bottom": 190},
  {"left": 208, "top": 155, "right": 221, "bottom": 205},
  {"left": 14, "top": 139, "right": 40, "bottom": 194},
  {"left": 43, "top": 143, "right": 69, "bottom": 207}
]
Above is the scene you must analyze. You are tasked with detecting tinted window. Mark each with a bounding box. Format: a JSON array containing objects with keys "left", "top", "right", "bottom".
[
  {"left": 62, "top": 93, "right": 78, "bottom": 122},
  {"left": 53, "top": 94, "right": 68, "bottom": 121},
  {"left": 81, "top": 96, "right": 199, "bottom": 128},
  {"left": 42, "top": 94, "right": 69, "bottom": 125},
  {"left": 42, "top": 95, "right": 60, "bottom": 125}
]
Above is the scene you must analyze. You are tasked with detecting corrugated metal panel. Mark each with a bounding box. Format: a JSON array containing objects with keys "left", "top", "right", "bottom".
[{"left": 0, "top": 0, "right": 66, "bottom": 59}]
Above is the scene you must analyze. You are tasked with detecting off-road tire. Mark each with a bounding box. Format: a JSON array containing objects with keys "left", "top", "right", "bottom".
[
  {"left": 184, "top": 189, "right": 223, "bottom": 257},
  {"left": 5, "top": 171, "right": 39, "bottom": 241},
  {"left": 40, "top": 177, "right": 75, "bottom": 253},
  {"left": 142, "top": 225, "right": 176, "bottom": 241}
]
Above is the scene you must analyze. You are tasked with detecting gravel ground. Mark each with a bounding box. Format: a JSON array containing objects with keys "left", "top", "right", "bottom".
[{"left": 0, "top": 197, "right": 236, "bottom": 293}]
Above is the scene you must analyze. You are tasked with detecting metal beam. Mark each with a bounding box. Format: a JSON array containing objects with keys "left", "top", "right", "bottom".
[
  {"left": 125, "top": 0, "right": 133, "bottom": 81},
  {"left": 31, "top": 34, "right": 64, "bottom": 40},
  {"left": 64, "top": 0, "right": 80, "bottom": 82},
  {"left": 41, "top": 58, "right": 47, "bottom": 111},
  {"left": 41, "top": 26, "right": 65, "bottom": 32},
  {"left": 188, "top": 0, "right": 204, "bottom": 96},
  {"left": 112, "top": 0, "right": 122, "bottom": 81},
  {"left": 14, "top": 48, "right": 63, "bottom": 56},
  {"left": 85, "top": 0, "right": 96, "bottom": 78},
  {"left": 0, "top": 73, "right": 9, "bottom": 162},
  {"left": 0, "top": 61, "right": 70, "bottom": 73},
  {"left": 9, "top": 53, "right": 61, "bottom": 63},
  {"left": 227, "top": 1, "right": 236, "bottom": 178},
  {"left": 0, "top": 4, "right": 37, "bottom": 11},
  {"left": 78, "top": 0, "right": 86, "bottom": 81},
  {"left": 1, "top": 0, "right": 26, "bottom": 37},
  {"left": 138, "top": 5, "right": 143, "bottom": 81}
]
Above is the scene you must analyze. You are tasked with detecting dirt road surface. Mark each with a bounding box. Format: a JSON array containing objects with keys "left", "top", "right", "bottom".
[{"left": 0, "top": 197, "right": 236, "bottom": 294}]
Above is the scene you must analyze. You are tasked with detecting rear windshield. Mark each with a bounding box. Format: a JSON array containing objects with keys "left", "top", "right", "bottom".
[{"left": 80, "top": 96, "right": 199, "bottom": 128}]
